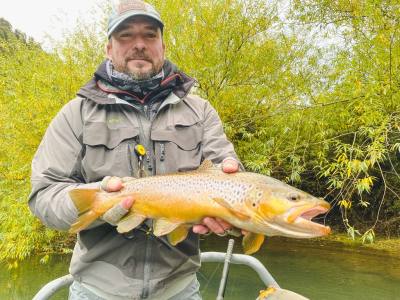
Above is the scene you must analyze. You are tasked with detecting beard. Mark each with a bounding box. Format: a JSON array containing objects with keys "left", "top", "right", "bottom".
[
  {"left": 126, "top": 65, "right": 159, "bottom": 80},
  {"left": 112, "top": 61, "right": 158, "bottom": 80},
  {"left": 113, "top": 51, "right": 162, "bottom": 81}
]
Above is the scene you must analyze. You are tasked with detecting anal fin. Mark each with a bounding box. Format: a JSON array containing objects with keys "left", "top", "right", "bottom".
[
  {"left": 116, "top": 213, "right": 146, "bottom": 233},
  {"left": 153, "top": 219, "right": 183, "bottom": 236},
  {"left": 167, "top": 225, "right": 190, "bottom": 246}
]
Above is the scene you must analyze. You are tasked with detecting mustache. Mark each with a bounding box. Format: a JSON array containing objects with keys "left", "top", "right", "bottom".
[{"left": 126, "top": 52, "right": 152, "bottom": 62}]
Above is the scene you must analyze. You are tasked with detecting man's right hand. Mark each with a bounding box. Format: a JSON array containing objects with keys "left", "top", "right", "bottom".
[{"left": 100, "top": 176, "right": 135, "bottom": 225}]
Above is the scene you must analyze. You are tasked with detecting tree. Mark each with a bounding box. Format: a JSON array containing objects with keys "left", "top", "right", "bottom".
[
  {"left": 289, "top": 0, "right": 400, "bottom": 240},
  {"left": 2, "top": 0, "right": 399, "bottom": 265}
]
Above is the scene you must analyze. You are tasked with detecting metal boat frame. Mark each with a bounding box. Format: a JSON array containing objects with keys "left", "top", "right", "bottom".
[{"left": 33, "top": 250, "right": 309, "bottom": 300}]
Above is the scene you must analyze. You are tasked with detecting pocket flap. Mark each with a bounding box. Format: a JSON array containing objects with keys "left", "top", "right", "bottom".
[
  {"left": 83, "top": 122, "right": 140, "bottom": 149},
  {"left": 173, "top": 112, "right": 200, "bottom": 127},
  {"left": 152, "top": 124, "right": 203, "bottom": 151}
]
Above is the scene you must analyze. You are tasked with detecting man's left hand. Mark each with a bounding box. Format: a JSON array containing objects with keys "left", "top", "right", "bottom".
[
  {"left": 192, "top": 158, "right": 240, "bottom": 236},
  {"left": 221, "top": 157, "right": 239, "bottom": 174}
]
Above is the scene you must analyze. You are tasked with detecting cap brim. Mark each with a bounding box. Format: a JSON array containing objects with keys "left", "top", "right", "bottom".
[{"left": 108, "top": 11, "right": 164, "bottom": 38}]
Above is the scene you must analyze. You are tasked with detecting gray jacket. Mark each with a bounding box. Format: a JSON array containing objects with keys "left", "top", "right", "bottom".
[{"left": 29, "top": 62, "right": 239, "bottom": 299}]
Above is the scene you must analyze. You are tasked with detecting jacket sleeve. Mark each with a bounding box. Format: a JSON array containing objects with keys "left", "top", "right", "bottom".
[
  {"left": 29, "top": 98, "right": 99, "bottom": 231},
  {"left": 201, "top": 101, "right": 241, "bottom": 165}
]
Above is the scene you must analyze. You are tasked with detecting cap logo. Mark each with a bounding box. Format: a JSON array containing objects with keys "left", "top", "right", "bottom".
[{"left": 117, "top": 0, "right": 147, "bottom": 15}]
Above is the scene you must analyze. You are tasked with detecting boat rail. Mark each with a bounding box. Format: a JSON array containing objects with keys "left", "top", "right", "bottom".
[{"left": 33, "top": 251, "right": 307, "bottom": 300}]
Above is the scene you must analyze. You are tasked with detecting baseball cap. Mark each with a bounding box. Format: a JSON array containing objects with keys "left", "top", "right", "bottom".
[{"left": 108, "top": 0, "right": 164, "bottom": 38}]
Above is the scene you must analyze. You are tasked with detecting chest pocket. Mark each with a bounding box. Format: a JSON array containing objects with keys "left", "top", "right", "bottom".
[
  {"left": 152, "top": 118, "right": 203, "bottom": 173},
  {"left": 81, "top": 122, "right": 140, "bottom": 182}
]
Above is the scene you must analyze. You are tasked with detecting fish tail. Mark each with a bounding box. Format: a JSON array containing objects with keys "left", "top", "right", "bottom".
[{"left": 69, "top": 189, "right": 100, "bottom": 233}]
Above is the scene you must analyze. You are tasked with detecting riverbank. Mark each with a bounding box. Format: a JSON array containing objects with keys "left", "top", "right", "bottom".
[
  {"left": 263, "top": 233, "right": 400, "bottom": 259},
  {"left": 318, "top": 233, "right": 400, "bottom": 258},
  {"left": 201, "top": 232, "right": 400, "bottom": 261}
]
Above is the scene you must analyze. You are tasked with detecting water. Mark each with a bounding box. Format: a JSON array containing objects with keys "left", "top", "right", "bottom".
[
  {"left": 0, "top": 254, "right": 70, "bottom": 300},
  {"left": 1, "top": 237, "right": 399, "bottom": 299},
  {"left": 199, "top": 237, "right": 400, "bottom": 300}
]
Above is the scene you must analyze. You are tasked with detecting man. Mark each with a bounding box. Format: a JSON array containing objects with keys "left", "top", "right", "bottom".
[{"left": 29, "top": 0, "right": 241, "bottom": 299}]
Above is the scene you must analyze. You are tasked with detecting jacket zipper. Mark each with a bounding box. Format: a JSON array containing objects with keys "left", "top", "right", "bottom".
[
  {"left": 143, "top": 104, "right": 149, "bottom": 118},
  {"left": 136, "top": 107, "right": 154, "bottom": 175},
  {"left": 128, "top": 143, "right": 134, "bottom": 176},
  {"left": 139, "top": 104, "right": 155, "bottom": 298},
  {"left": 114, "top": 95, "right": 180, "bottom": 298},
  {"left": 141, "top": 231, "right": 152, "bottom": 299}
]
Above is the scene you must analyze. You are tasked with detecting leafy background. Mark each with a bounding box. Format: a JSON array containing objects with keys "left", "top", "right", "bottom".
[{"left": 0, "top": 0, "right": 399, "bottom": 266}]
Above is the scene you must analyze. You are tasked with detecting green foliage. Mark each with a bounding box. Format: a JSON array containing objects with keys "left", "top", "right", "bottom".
[
  {"left": 1, "top": 0, "right": 400, "bottom": 265},
  {"left": 287, "top": 0, "right": 400, "bottom": 240},
  {"left": 0, "top": 18, "right": 35, "bottom": 44},
  {"left": 0, "top": 180, "right": 73, "bottom": 268},
  {"left": 0, "top": 17, "right": 103, "bottom": 267}
]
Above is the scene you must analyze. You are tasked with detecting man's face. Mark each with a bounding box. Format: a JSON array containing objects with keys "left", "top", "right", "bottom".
[{"left": 107, "top": 16, "right": 165, "bottom": 80}]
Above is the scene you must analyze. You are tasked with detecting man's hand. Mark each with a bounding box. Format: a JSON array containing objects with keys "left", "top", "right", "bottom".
[
  {"left": 101, "top": 176, "right": 134, "bottom": 225},
  {"left": 221, "top": 157, "right": 240, "bottom": 174},
  {"left": 193, "top": 158, "right": 240, "bottom": 236}
]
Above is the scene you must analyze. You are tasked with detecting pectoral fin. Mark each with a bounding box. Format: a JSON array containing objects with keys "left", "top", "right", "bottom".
[
  {"left": 213, "top": 198, "right": 250, "bottom": 221},
  {"left": 153, "top": 219, "right": 182, "bottom": 236},
  {"left": 116, "top": 213, "right": 146, "bottom": 233},
  {"left": 167, "top": 225, "right": 190, "bottom": 246},
  {"left": 242, "top": 232, "right": 265, "bottom": 255}
]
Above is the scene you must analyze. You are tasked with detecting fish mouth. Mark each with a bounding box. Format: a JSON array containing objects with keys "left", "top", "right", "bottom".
[
  {"left": 286, "top": 203, "right": 331, "bottom": 236},
  {"left": 299, "top": 205, "right": 329, "bottom": 220}
]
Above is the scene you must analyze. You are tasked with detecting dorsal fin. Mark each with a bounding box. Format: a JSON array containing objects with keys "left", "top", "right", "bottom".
[
  {"left": 160, "top": 159, "right": 216, "bottom": 177},
  {"left": 197, "top": 159, "right": 214, "bottom": 171}
]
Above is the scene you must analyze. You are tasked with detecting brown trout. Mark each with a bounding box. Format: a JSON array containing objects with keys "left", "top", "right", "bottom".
[{"left": 69, "top": 160, "right": 331, "bottom": 254}]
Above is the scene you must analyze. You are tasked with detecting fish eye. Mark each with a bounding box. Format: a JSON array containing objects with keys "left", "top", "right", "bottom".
[
  {"left": 288, "top": 193, "right": 300, "bottom": 201},
  {"left": 252, "top": 202, "right": 257, "bottom": 207}
]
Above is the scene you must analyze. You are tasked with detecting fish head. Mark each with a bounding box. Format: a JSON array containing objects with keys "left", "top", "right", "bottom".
[{"left": 246, "top": 180, "right": 331, "bottom": 238}]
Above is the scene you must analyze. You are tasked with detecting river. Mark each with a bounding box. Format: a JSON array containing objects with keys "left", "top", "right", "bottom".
[{"left": 1, "top": 237, "right": 399, "bottom": 299}]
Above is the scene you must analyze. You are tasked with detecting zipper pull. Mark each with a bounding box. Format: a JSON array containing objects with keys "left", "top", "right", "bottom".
[{"left": 160, "top": 143, "right": 165, "bottom": 161}]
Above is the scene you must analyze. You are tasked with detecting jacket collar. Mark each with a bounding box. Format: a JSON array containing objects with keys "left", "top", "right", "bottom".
[{"left": 77, "top": 60, "right": 196, "bottom": 105}]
